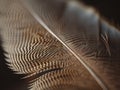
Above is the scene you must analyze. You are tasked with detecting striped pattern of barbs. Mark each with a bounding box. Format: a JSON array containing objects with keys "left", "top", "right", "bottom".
[
  {"left": 0, "top": 0, "right": 102, "bottom": 90},
  {"left": 0, "top": 0, "right": 70, "bottom": 74}
]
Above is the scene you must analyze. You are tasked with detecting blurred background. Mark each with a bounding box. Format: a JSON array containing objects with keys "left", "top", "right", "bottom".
[{"left": 0, "top": 0, "right": 120, "bottom": 90}]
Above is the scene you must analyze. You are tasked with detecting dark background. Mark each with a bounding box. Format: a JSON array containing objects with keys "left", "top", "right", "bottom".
[
  {"left": 81, "top": 0, "right": 120, "bottom": 25},
  {"left": 0, "top": 0, "right": 120, "bottom": 90}
]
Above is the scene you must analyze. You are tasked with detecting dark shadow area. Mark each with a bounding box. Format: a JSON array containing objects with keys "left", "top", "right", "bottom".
[{"left": 0, "top": 39, "right": 28, "bottom": 90}]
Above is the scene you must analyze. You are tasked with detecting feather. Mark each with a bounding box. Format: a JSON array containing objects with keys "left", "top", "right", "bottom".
[
  {"left": 21, "top": 0, "right": 120, "bottom": 90},
  {"left": 0, "top": 0, "right": 120, "bottom": 90},
  {"left": 0, "top": 0, "right": 102, "bottom": 90}
]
